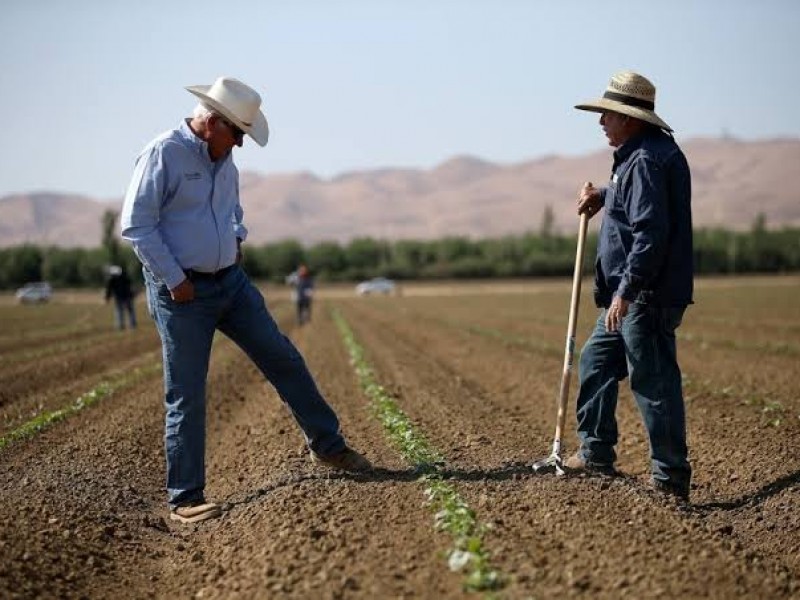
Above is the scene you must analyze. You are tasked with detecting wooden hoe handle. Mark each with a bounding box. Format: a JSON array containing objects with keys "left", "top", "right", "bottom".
[{"left": 552, "top": 210, "right": 590, "bottom": 456}]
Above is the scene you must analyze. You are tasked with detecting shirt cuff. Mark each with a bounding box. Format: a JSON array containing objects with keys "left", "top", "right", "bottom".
[
  {"left": 617, "top": 278, "right": 640, "bottom": 302},
  {"left": 163, "top": 266, "right": 188, "bottom": 290},
  {"left": 234, "top": 224, "right": 248, "bottom": 242}
]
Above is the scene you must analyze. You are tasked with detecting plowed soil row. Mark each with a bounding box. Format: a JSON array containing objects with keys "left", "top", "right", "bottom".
[
  {"left": 333, "top": 295, "right": 798, "bottom": 597},
  {"left": 0, "top": 302, "right": 111, "bottom": 354},
  {"left": 0, "top": 278, "right": 798, "bottom": 599},
  {"left": 0, "top": 337, "right": 161, "bottom": 432},
  {"left": 0, "top": 303, "right": 467, "bottom": 599}
]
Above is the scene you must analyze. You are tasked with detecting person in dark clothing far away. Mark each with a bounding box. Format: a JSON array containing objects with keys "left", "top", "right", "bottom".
[
  {"left": 294, "top": 264, "right": 314, "bottom": 325},
  {"left": 120, "top": 76, "right": 372, "bottom": 525},
  {"left": 564, "top": 71, "right": 694, "bottom": 502},
  {"left": 104, "top": 265, "right": 137, "bottom": 330}
]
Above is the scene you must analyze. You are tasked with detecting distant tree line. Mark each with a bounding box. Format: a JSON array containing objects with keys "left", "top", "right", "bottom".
[{"left": 1, "top": 224, "right": 797, "bottom": 291}]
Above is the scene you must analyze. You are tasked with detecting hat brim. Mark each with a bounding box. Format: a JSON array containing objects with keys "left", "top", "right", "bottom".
[
  {"left": 575, "top": 98, "right": 672, "bottom": 132},
  {"left": 186, "top": 85, "right": 270, "bottom": 146}
]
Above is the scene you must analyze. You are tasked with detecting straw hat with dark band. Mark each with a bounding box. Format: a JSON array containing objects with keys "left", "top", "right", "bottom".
[{"left": 575, "top": 71, "right": 672, "bottom": 132}]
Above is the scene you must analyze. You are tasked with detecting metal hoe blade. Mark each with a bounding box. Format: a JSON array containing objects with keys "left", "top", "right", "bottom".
[{"left": 532, "top": 452, "right": 565, "bottom": 476}]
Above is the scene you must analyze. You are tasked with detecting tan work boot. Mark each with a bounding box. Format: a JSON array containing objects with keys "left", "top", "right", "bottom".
[
  {"left": 170, "top": 500, "right": 222, "bottom": 524},
  {"left": 310, "top": 446, "right": 372, "bottom": 472},
  {"left": 563, "top": 452, "right": 617, "bottom": 476}
]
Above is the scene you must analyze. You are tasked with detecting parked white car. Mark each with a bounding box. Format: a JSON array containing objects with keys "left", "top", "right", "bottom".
[
  {"left": 15, "top": 282, "right": 53, "bottom": 304},
  {"left": 355, "top": 277, "right": 396, "bottom": 296}
]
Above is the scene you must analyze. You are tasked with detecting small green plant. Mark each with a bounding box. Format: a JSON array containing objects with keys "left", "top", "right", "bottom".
[
  {"left": 682, "top": 376, "right": 787, "bottom": 428},
  {"left": 0, "top": 363, "right": 161, "bottom": 452},
  {"left": 333, "top": 310, "right": 505, "bottom": 593},
  {"left": 760, "top": 400, "right": 785, "bottom": 427},
  {"left": 740, "top": 396, "right": 785, "bottom": 427},
  {"left": 0, "top": 305, "right": 292, "bottom": 453}
]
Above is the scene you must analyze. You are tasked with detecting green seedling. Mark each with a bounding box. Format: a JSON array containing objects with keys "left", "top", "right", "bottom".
[
  {"left": 0, "top": 363, "right": 161, "bottom": 452},
  {"left": 333, "top": 310, "right": 504, "bottom": 593}
]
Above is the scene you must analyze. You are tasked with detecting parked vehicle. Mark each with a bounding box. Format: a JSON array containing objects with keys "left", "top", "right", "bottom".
[
  {"left": 15, "top": 282, "right": 53, "bottom": 304},
  {"left": 355, "top": 277, "right": 396, "bottom": 296}
]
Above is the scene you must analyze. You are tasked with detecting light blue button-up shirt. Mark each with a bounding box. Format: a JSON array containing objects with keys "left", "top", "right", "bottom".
[{"left": 121, "top": 120, "right": 248, "bottom": 289}]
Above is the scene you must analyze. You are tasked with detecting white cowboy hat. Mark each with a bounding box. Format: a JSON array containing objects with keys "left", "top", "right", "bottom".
[
  {"left": 575, "top": 70, "right": 672, "bottom": 132},
  {"left": 186, "top": 76, "right": 270, "bottom": 146}
]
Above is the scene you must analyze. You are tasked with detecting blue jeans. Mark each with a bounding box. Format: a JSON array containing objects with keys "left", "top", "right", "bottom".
[
  {"left": 575, "top": 304, "right": 691, "bottom": 490},
  {"left": 113, "top": 297, "right": 137, "bottom": 330},
  {"left": 297, "top": 298, "right": 312, "bottom": 325},
  {"left": 144, "top": 265, "right": 345, "bottom": 507}
]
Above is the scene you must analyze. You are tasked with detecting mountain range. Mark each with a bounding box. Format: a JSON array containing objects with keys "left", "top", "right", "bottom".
[{"left": 1, "top": 137, "right": 798, "bottom": 248}]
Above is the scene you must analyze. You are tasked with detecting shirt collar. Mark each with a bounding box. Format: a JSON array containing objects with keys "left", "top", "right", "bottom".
[
  {"left": 177, "top": 119, "right": 232, "bottom": 167},
  {"left": 613, "top": 127, "right": 663, "bottom": 164},
  {"left": 613, "top": 133, "right": 644, "bottom": 164},
  {"left": 178, "top": 119, "right": 205, "bottom": 152}
]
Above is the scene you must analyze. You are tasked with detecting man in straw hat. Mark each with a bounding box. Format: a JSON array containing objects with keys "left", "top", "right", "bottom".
[
  {"left": 121, "top": 76, "right": 372, "bottom": 524},
  {"left": 564, "top": 71, "right": 694, "bottom": 501}
]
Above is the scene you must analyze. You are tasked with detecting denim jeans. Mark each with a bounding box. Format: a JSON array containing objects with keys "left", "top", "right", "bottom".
[
  {"left": 113, "top": 297, "right": 137, "bottom": 330},
  {"left": 575, "top": 304, "right": 691, "bottom": 490},
  {"left": 144, "top": 265, "right": 345, "bottom": 507},
  {"left": 296, "top": 298, "right": 312, "bottom": 326}
]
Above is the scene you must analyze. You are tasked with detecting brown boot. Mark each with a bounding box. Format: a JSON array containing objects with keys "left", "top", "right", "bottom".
[
  {"left": 563, "top": 452, "right": 617, "bottom": 476},
  {"left": 310, "top": 446, "right": 372, "bottom": 472}
]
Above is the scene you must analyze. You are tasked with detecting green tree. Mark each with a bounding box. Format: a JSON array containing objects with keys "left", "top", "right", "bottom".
[
  {"left": 479, "top": 237, "right": 522, "bottom": 277},
  {"left": 751, "top": 212, "right": 767, "bottom": 234},
  {"left": 540, "top": 204, "right": 555, "bottom": 240},
  {"left": 261, "top": 240, "right": 305, "bottom": 281},
  {"left": 306, "top": 241, "right": 347, "bottom": 279},
  {"left": 2, "top": 245, "right": 43, "bottom": 287},
  {"left": 42, "top": 248, "right": 83, "bottom": 287},
  {"left": 435, "top": 236, "right": 476, "bottom": 263},
  {"left": 102, "top": 209, "right": 121, "bottom": 265},
  {"left": 344, "top": 238, "right": 384, "bottom": 277}
]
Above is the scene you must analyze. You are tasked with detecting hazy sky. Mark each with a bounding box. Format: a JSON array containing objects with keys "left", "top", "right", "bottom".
[{"left": 1, "top": 0, "right": 798, "bottom": 198}]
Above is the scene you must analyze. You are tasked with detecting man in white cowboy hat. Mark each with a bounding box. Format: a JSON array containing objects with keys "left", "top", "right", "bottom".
[
  {"left": 563, "top": 71, "right": 694, "bottom": 502},
  {"left": 121, "top": 76, "right": 372, "bottom": 524}
]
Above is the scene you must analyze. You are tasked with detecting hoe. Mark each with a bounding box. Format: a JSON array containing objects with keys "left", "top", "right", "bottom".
[{"left": 533, "top": 209, "right": 590, "bottom": 475}]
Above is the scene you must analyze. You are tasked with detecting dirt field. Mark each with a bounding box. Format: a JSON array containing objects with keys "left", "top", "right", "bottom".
[{"left": 1, "top": 275, "right": 798, "bottom": 599}]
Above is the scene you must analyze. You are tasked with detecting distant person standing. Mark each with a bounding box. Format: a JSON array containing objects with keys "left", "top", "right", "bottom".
[
  {"left": 564, "top": 71, "right": 694, "bottom": 502},
  {"left": 294, "top": 264, "right": 314, "bottom": 325},
  {"left": 121, "top": 76, "right": 371, "bottom": 524},
  {"left": 104, "top": 265, "right": 137, "bottom": 330}
]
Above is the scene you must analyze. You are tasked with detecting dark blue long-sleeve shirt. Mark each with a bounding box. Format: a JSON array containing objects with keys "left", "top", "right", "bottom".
[{"left": 594, "top": 128, "right": 694, "bottom": 308}]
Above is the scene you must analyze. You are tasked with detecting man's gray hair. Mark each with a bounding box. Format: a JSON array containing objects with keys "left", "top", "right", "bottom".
[{"left": 192, "top": 103, "right": 215, "bottom": 120}]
